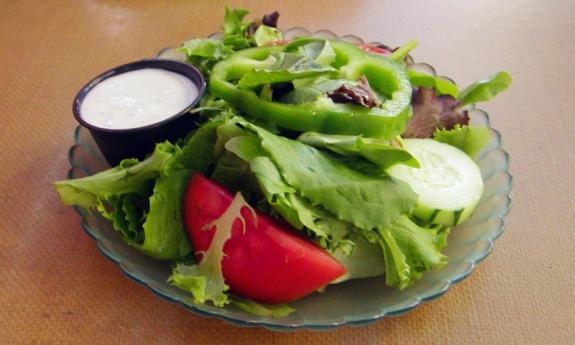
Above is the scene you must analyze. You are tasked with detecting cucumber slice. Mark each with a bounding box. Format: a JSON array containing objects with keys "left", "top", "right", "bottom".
[{"left": 388, "top": 139, "right": 483, "bottom": 226}]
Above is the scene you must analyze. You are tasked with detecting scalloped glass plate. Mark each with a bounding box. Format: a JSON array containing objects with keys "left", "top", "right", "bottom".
[{"left": 67, "top": 28, "right": 512, "bottom": 331}]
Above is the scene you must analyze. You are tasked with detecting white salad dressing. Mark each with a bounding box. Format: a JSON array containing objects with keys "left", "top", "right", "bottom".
[{"left": 80, "top": 68, "right": 198, "bottom": 129}]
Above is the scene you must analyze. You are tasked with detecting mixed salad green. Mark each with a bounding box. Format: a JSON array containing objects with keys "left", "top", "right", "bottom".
[{"left": 54, "top": 7, "right": 511, "bottom": 316}]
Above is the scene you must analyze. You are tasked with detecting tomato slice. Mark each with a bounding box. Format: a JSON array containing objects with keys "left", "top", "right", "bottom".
[
  {"left": 264, "top": 39, "right": 290, "bottom": 46},
  {"left": 183, "top": 173, "right": 346, "bottom": 304},
  {"left": 358, "top": 43, "right": 392, "bottom": 56}
]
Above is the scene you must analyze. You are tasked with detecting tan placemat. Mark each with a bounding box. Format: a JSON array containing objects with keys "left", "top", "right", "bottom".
[{"left": 1, "top": 1, "right": 573, "bottom": 344}]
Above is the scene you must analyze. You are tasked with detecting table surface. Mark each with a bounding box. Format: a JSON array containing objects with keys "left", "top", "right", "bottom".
[{"left": 1, "top": 1, "right": 574, "bottom": 344}]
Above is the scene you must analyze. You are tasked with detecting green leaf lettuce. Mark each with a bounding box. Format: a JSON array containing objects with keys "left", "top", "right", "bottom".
[
  {"left": 54, "top": 142, "right": 192, "bottom": 260},
  {"left": 168, "top": 193, "right": 255, "bottom": 307},
  {"left": 458, "top": 71, "right": 511, "bottom": 106},
  {"left": 433, "top": 125, "right": 491, "bottom": 159}
]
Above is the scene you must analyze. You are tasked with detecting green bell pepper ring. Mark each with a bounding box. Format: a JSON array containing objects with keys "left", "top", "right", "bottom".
[{"left": 209, "top": 38, "right": 412, "bottom": 139}]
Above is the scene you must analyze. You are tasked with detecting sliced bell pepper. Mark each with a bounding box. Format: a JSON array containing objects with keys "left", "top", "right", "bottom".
[{"left": 209, "top": 38, "right": 413, "bottom": 139}]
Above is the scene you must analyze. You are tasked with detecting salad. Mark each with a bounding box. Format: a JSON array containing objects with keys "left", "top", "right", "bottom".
[{"left": 54, "top": 7, "right": 511, "bottom": 316}]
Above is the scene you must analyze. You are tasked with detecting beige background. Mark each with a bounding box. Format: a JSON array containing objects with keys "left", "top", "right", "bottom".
[{"left": 1, "top": 0, "right": 574, "bottom": 344}]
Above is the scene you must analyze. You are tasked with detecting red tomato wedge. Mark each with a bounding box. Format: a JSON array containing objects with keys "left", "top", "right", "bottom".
[
  {"left": 183, "top": 173, "right": 346, "bottom": 304},
  {"left": 264, "top": 39, "right": 290, "bottom": 46},
  {"left": 357, "top": 43, "right": 392, "bottom": 56}
]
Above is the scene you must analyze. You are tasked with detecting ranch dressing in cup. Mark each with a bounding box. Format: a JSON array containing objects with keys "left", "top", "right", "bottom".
[
  {"left": 73, "top": 59, "right": 205, "bottom": 166},
  {"left": 80, "top": 68, "right": 198, "bottom": 130}
]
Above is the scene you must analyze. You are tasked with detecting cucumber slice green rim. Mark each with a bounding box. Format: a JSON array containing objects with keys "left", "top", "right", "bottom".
[{"left": 388, "top": 139, "right": 484, "bottom": 226}]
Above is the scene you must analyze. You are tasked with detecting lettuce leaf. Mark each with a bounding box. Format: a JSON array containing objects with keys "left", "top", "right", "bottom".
[
  {"left": 403, "top": 87, "right": 469, "bottom": 138},
  {"left": 249, "top": 156, "right": 303, "bottom": 227},
  {"left": 247, "top": 123, "right": 417, "bottom": 230},
  {"left": 249, "top": 156, "right": 354, "bottom": 253},
  {"left": 222, "top": 133, "right": 353, "bottom": 251},
  {"left": 433, "top": 125, "right": 491, "bottom": 159},
  {"left": 137, "top": 169, "right": 192, "bottom": 259},
  {"left": 230, "top": 297, "right": 294, "bottom": 317},
  {"left": 178, "top": 7, "right": 254, "bottom": 72},
  {"left": 330, "top": 234, "right": 385, "bottom": 282},
  {"left": 221, "top": 6, "right": 251, "bottom": 50},
  {"left": 180, "top": 118, "right": 225, "bottom": 174},
  {"left": 210, "top": 150, "right": 259, "bottom": 194},
  {"left": 458, "top": 71, "right": 511, "bottom": 106},
  {"left": 252, "top": 25, "right": 282, "bottom": 47},
  {"left": 238, "top": 53, "right": 337, "bottom": 88},
  {"left": 279, "top": 79, "right": 350, "bottom": 104},
  {"left": 297, "top": 132, "right": 420, "bottom": 170},
  {"left": 223, "top": 7, "right": 249, "bottom": 34},
  {"left": 180, "top": 7, "right": 280, "bottom": 72},
  {"left": 168, "top": 193, "right": 255, "bottom": 307},
  {"left": 179, "top": 38, "right": 232, "bottom": 60},
  {"left": 408, "top": 70, "right": 459, "bottom": 98},
  {"left": 297, "top": 41, "right": 336, "bottom": 67},
  {"left": 389, "top": 40, "right": 418, "bottom": 62},
  {"left": 377, "top": 216, "right": 449, "bottom": 289},
  {"left": 99, "top": 192, "right": 150, "bottom": 244},
  {"left": 405, "top": 72, "right": 510, "bottom": 138},
  {"left": 54, "top": 144, "right": 174, "bottom": 208},
  {"left": 223, "top": 134, "right": 265, "bottom": 161},
  {"left": 54, "top": 142, "right": 193, "bottom": 260},
  {"left": 179, "top": 39, "right": 233, "bottom": 74}
]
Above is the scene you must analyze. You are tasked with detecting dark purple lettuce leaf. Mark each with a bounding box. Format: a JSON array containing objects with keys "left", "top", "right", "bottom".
[
  {"left": 245, "top": 21, "right": 260, "bottom": 37},
  {"left": 403, "top": 87, "right": 469, "bottom": 138},
  {"left": 262, "top": 11, "right": 280, "bottom": 27},
  {"left": 246, "top": 11, "right": 280, "bottom": 37},
  {"left": 328, "top": 76, "right": 380, "bottom": 108}
]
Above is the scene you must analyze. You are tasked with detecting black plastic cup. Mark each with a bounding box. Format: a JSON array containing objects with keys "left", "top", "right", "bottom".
[{"left": 73, "top": 59, "right": 206, "bottom": 166}]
